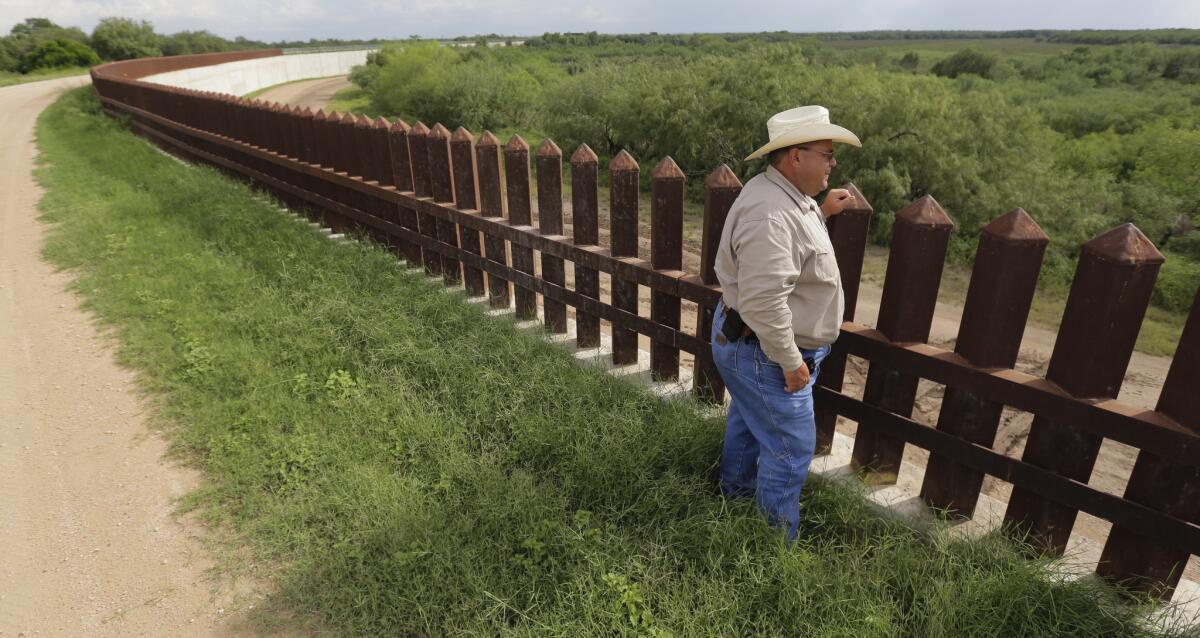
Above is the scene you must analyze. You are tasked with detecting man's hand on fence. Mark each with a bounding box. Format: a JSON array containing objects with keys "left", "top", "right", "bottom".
[
  {"left": 784, "top": 365, "right": 810, "bottom": 393},
  {"left": 820, "top": 188, "right": 855, "bottom": 218}
]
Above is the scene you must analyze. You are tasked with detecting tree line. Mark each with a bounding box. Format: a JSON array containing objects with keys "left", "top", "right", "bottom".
[{"left": 0, "top": 17, "right": 384, "bottom": 75}]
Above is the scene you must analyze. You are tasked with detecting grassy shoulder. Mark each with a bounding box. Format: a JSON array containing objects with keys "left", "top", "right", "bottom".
[
  {"left": 35, "top": 87, "right": 1195, "bottom": 636},
  {"left": 0, "top": 66, "right": 90, "bottom": 88},
  {"left": 324, "top": 84, "right": 371, "bottom": 114}
]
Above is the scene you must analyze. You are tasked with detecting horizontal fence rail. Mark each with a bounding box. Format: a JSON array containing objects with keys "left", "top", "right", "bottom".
[{"left": 91, "top": 51, "right": 1200, "bottom": 599}]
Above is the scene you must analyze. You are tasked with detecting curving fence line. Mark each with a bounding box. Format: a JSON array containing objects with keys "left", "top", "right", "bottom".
[{"left": 91, "top": 50, "right": 1200, "bottom": 600}]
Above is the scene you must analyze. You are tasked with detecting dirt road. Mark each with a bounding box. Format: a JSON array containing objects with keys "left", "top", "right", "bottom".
[
  {"left": 0, "top": 77, "right": 260, "bottom": 637},
  {"left": 254, "top": 76, "right": 353, "bottom": 110}
]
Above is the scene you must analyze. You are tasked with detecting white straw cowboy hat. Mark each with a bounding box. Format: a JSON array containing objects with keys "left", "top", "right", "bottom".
[{"left": 745, "top": 105, "right": 861, "bottom": 161}]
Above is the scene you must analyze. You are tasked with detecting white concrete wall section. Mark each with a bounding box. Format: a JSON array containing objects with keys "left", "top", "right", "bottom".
[{"left": 141, "top": 50, "right": 374, "bottom": 95}]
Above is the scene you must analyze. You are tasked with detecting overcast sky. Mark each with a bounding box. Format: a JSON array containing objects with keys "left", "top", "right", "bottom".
[{"left": 3, "top": 0, "right": 1199, "bottom": 42}]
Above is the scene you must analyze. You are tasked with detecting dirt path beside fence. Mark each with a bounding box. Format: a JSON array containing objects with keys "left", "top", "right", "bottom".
[
  {"left": 253, "top": 76, "right": 353, "bottom": 110},
  {"left": 0, "top": 77, "right": 264, "bottom": 637}
]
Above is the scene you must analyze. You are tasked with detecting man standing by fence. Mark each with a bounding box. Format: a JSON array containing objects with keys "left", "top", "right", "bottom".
[{"left": 711, "top": 105, "right": 860, "bottom": 540}]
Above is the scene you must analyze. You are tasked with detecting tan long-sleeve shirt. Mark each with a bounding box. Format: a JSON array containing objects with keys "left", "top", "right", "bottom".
[{"left": 713, "top": 166, "right": 844, "bottom": 372}]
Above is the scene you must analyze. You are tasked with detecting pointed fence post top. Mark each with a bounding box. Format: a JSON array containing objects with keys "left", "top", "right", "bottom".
[
  {"left": 839, "top": 182, "right": 873, "bottom": 213},
  {"left": 651, "top": 156, "right": 685, "bottom": 180},
  {"left": 505, "top": 134, "right": 529, "bottom": 152},
  {"left": 372, "top": 116, "right": 390, "bottom": 130},
  {"left": 536, "top": 138, "right": 562, "bottom": 157},
  {"left": 477, "top": 130, "right": 500, "bottom": 147},
  {"left": 429, "top": 123, "right": 451, "bottom": 139},
  {"left": 410, "top": 121, "right": 429, "bottom": 135},
  {"left": 389, "top": 118, "right": 410, "bottom": 134},
  {"left": 452, "top": 126, "right": 475, "bottom": 143},
  {"left": 1083, "top": 222, "right": 1165, "bottom": 265},
  {"left": 706, "top": 163, "right": 742, "bottom": 189},
  {"left": 895, "top": 194, "right": 954, "bottom": 228},
  {"left": 982, "top": 208, "right": 1049, "bottom": 244},
  {"left": 571, "top": 143, "right": 598, "bottom": 164},
  {"left": 609, "top": 149, "right": 639, "bottom": 172},
  {"left": 340, "top": 112, "right": 357, "bottom": 125},
  {"left": 355, "top": 113, "right": 372, "bottom": 127}
]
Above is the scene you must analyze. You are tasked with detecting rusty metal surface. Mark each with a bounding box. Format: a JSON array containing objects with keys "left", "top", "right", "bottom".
[
  {"left": 921, "top": 208, "right": 1048, "bottom": 517},
  {"left": 609, "top": 151, "right": 641, "bottom": 366},
  {"left": 476, "top": 131, "right": 510, "bottom": 308},
  {"left": 407, "top": 123, "right": 440, "bottom": 276},
  {"left": 1098, "top": 291, "right": 1200, "bottom": 597},
  {"left": 571, "top": 144, "right": 601, "bottom": 348},
  {"left": 536, "top": 139, "right": 566, "bottom": 333},
  {"left": 387, "top": 118, "right": 421, "bottom": 267},
  {"left": 504, "top": 136, "right": 537, "bottom": 320},
  {"left": 427, "top": 124, "right": 461, "bottom": 283},
  {"left": 1005, "top": 223, "right": 1165, "bottom": 554},
  {"left": 92, "top": 49, "right": 281, "bottom": 81},
  {"left": 650, "top": 157, "right": 684, "bottom": 382},
  {"left": 851, "top": 195, "right": 953, "bottom": 482},
  {"left": 694, "top": 164, "right": 741, "bottom": 402},
  {"left": 817, "top": 385, "right": 1200, "bottom": 558},
  {"left": 451, "top": 127, "right": 485, "bottom": 297},
  {"left": 813, "top": 181, "right": 873, "bottom": 452}
]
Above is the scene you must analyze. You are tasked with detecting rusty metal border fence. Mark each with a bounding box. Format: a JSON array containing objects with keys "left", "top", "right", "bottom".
[{"left": 91, "top": 52, "right": 1200, "bottom": 599}]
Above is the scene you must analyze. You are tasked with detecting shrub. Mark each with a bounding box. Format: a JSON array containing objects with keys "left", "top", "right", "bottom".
[
  {"left": 90, "top": 17, "right": 162, "bottom": 61},
  {"left": 931, "top": 49, "right": 998, "bottom": 78},
  {"left": 1153, "top": 251, "right": 1200, "bottom": 313},
  {"left": 19, "top": 37, "right": 99, "bottom": 72}
]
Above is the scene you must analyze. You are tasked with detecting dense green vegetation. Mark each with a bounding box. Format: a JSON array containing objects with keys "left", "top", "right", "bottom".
[
  {"left": 350, "top": 34, "right": 1200, "bottom": 314},
  {"left": 37, "top": 86, "right": 1200, "bottom": 636}
]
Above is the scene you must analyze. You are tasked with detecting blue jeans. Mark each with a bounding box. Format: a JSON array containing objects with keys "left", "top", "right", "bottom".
[{"left": 712, "top": 300, "right": 830, "bottom": 540}]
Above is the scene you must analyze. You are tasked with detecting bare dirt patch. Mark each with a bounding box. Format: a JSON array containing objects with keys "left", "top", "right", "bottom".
[{"left": 253, "top": 76, "right": 354, "bottom": 111}]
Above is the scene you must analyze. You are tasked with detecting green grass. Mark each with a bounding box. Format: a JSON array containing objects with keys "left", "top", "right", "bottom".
[
  {"left": 34, "top": 86, "right": 1199, "bottom": 636},
  {"left": 324, "top": 85, "right": 372, "bottom": 115},
  {"left": 0, "top": 65, "right": 90, "bottom": 88}
]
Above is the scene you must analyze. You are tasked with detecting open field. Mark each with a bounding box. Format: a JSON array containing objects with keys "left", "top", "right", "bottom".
[
  {"left": 822, "top": 36, "right": 1074, "bottom": 54},
  {"left": 29, "top": 84, "right": 1200, "bottom": 636}
]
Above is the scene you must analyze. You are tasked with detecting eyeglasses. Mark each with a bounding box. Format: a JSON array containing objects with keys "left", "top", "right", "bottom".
[{"left": 796, "top": 146, "right": 836, "bottom": 161}]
